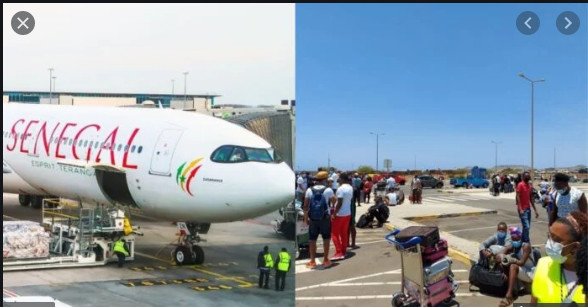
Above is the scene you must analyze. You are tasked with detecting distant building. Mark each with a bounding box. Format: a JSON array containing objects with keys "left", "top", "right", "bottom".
[{"left": 2, "top": 90, "right": 219, "bottom": 109}]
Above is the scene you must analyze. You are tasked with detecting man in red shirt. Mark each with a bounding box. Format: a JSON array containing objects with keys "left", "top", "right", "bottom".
[{"left": 515, "top": 172, "right": 539, "bottom": 243}]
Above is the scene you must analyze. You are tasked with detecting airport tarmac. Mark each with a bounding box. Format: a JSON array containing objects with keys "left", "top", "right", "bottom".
[
  {"left": 295, "top": 227, "right": 505, "bottom": 307},
  {"left": 295, "top": 183, "right": 588, "bottom": 306},
  {"left": 3, "top": 194, "right": 295, "bottom": 307}
]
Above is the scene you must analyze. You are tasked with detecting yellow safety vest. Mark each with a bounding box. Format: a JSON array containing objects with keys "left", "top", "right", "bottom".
[
  {"left": 113, "top": 240, "right": 129, "bottom": 257},
  {"left": 532, "top": 257, "right": 585, "bottom": 303},
  {"left": 277, "top": 252, "right": 290, "bottom": 272},
  {"left": 264, "top": 253, "right": 273, "bottom": 268}
]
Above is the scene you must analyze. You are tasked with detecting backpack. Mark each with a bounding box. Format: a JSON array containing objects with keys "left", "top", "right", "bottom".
[{"left": 309, "top": 187, "right": 329, "bottom": 221}]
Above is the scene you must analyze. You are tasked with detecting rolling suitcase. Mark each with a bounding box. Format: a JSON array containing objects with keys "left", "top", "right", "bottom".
[
  {"left": 394, "top": 226, "right": 440, "bottom": 248},
  {"left": 423, "top": 256, "right": 452, "bottom": 285},
  {"left": 424, "top": 278, "right": 453, "bottom": 307},
  {"left": 422, "top": 238, "right": 449, "bottom": 264}
]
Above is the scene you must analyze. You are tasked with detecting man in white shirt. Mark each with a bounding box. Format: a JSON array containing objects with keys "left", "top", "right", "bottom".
[
  {"left": 387, "top": 176, "right": 396, "bottom": 191},
  {"left": 385, "top": 189, "right": 398, "bottom": 206},
  {"left": 550, "top": 173, "right": 587, "bottom": 224},
  {"left": 330, "top": 173, "right": 353, "bottom": 260}
]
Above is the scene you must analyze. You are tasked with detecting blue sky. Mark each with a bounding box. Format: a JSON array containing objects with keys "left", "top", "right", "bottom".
[{"left": 296, "top": 3, "right": 587, "bottom": 172}]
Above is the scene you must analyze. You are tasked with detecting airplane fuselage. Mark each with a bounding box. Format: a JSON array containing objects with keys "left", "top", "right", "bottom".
[{"left": 3, "top": 103, "right": 294, "bottom": 223}]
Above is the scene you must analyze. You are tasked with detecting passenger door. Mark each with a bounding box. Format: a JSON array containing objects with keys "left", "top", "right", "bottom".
[{"left": 149, "top": 129, "right": 184, "bottom": 176}]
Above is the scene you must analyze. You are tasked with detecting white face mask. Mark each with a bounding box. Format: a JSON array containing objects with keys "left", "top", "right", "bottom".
[{"left": 545, "top": 238, "right": 570, "bottom": 264}]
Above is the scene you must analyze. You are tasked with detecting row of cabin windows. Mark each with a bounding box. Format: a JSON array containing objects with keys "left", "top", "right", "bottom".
[{"left": 2, "top": 131, "right": 143, "bottom": 154}]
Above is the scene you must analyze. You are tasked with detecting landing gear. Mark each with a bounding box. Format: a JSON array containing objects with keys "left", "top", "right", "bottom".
[
  {"left": 31, "top": 196, "right": 43, "bottom": 209},
  {"left": 19, "top": 194, "right": 31, "bottom": 207},
  {"left": 192, "top": 245, "right": 204, "bottom": 265},
  {"left": 174, "top": 246, "right": 193, "bottom": 265},
  {"left": 172, "top": 222, "right": 209, "bottom": 265}
]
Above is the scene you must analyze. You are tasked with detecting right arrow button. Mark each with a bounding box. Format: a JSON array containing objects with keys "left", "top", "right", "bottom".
[{"left": 557, "top": 11, "right": 580, "bottom": 35}]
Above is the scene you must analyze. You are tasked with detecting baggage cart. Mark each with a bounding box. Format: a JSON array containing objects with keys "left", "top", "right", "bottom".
[{"left": 385, "top": 229, "right": 458, "bottom": 307}]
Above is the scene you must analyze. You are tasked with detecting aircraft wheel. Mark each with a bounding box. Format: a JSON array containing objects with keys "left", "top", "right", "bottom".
[
  {"left": 174, "top": 246, "right": 193, "bottom": 265},
  {"left": 31, "top": 196, "right": 43, "bottom": 209},
  {"left": 19, "top": 194, "right": 31, "bottom": 207},
  {"left": 192, "top": 245, "right": 205, "bottom": 265}
]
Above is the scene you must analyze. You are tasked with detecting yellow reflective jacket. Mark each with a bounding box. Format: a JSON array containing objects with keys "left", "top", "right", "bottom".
[
  {"left": 264, "top": 253, "right": 274, "bottom": 268},
  {"left": 532, "top": 257, "right": 585, "bottom": 303},
  {"left": 277, "top": 252, "right": 290, "bottom": 272},
  {"left": 113, "top": 240, "right": 129, "bottom": 257}
]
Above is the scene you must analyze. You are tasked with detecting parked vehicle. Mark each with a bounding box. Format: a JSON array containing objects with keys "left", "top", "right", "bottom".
[
  {"left": 449, "top": 166, "right": 489, "bottom": 189},
  {"left": 418, "top": 175, "right": 444, "bottom": 189}
]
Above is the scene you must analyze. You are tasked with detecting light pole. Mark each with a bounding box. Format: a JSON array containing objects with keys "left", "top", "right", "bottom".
[
  {"left": 183, "top": 72, "right": 189, "bottom": 104},
  {"left": 519, "top": 73, "right": 545, "bottom": 183},
  {"left": 370, "top": 132, "right": 384, "bottom": 172},
  {"left": 491, "top": 141, "right": 501, "bottom": 174},
  {"left": 52, "top": 76, "right": 56, "bottom": 92},
  {"left": 48, "top": 68, "right": 54, "bottom": 104}
]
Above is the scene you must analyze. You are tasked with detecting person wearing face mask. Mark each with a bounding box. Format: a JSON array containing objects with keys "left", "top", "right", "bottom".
[
  {"left": 479, "top": 222, "right": 512, "bottom": 267},
  {"left": 516, "top": 172, "right": 540, "bottom": 244},
  {"left": 497, "top": 227, "right": 538, "bottom": 307},
  {"left": 531, "top": 211, "right": 587, "bottom": 304},
  {"left": 549, "top": 173, "right": 587, "bottom": 227}
]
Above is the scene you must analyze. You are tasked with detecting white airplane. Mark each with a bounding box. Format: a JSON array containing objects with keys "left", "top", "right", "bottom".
[{"left": 3, "top": 103, "right": 294, "bottom": 264}]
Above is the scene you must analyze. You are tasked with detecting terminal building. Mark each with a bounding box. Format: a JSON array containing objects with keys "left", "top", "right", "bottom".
[{"left": 3, "top": 91, "right": 296, "bottom": 169}]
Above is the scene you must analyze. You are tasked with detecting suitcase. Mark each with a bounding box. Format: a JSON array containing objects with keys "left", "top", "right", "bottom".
[
  {"left": 422, "top": 239, "right": 449, "bottom": 264},
  {"left": 395, "top": 226, "right": 440, "bottom": 248},
  {"left": 424, "top": 278, "right": 453, "bottom": 307},
  {"left": 469, "top": 263, "right": 516, "bottom": 297},
  {"left": 409, "top": 194, "right": 423, "bottom": 202},
  {"left": 423, "top": 256, "right": 452, "bottom": 285}
]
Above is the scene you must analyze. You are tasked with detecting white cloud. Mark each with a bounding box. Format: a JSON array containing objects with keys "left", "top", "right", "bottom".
[{"left": 3, "top": 3, "right": 294, "bottom": 105}]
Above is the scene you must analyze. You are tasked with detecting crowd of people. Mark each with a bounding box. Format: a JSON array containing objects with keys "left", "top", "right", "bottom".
[
  {"left": 296, "top": 169, "right": 416, "bottom": 207},
  {"left": 295, "top": 168, "right": 587, "bottom": 304},
  {"left": 295, "top": 169, "right": 406, "bottom": 269},
  {"left": 472, "top": 172, "right": 587, "bottom": 306},
  {"left": 490, "top": 174, "right": 517, "bottom": 196}
]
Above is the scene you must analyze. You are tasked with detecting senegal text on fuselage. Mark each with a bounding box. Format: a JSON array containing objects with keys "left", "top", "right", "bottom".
[{"left": 6, "top": 118, "right": 140, "bottom": 170}]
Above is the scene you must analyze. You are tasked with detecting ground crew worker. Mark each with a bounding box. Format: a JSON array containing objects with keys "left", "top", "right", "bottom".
[
  {"left": 257, "top": 246, "right": 273, "bottom": 289},
  {"left": 274, "top": 247, "right": 291, "bottom": 291},
  {"left": 113, "top": 238, "right": 130, "bottom": 268}
]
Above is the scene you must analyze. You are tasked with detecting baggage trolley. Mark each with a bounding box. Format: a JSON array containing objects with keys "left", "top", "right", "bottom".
[{"left": 385, "top": 230, "right": 458, "bottom": 307}]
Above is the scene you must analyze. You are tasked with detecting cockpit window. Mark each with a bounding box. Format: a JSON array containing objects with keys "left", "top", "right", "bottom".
[
  {"left": 244, "top": 148, "right": 273, "bottom": 162},
  {"left": 211, "top": 145, "right": 233, "bottom": 162},
  {"left": 229, "top": 147, "right": 246, "bottom": 162},
  {"left": 211, "top": 145, "right": 280, "bottom": 164}
]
